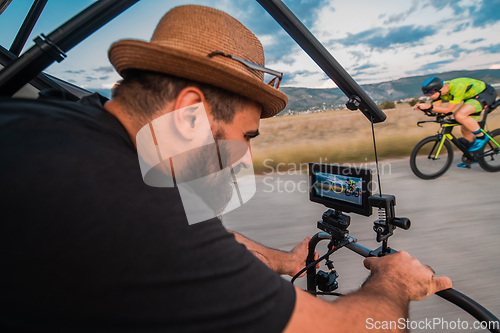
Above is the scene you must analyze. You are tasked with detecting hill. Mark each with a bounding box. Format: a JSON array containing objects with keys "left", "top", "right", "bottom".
[
  {"left": 90, "top": 69, "right": 500, "bottom": 114},
  {"left": 251, "top": 103, "right": 500, "bottom": 173},
  {"left": 279, "top": 69, "right": 500, "bottom": 115}
]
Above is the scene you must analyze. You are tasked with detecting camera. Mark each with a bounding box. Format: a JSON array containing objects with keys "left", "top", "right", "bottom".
[
  {"left": 309, "top": 162, "right": 373, "bottom": 217},
  {"left": 309, "top": 162, "right": 410, "bottom": 256}
]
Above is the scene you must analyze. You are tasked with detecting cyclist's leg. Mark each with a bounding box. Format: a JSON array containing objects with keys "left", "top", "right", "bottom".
[
  {"left": 460, "top": 126, "right": 474, "bottom": 143},
  {"left": 457, "top": 122, "right": 477, "bottom": 168},
  {"left": 454, "top": 103, "right": 481, "bottom": 133},
  {"left": 455, "top": 99, "right": 489, "bottom": 151}
]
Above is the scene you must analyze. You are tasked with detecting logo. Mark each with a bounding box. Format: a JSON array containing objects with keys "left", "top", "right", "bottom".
[{"left": 136, "top": 103, "right": 256, "bottom": 225}]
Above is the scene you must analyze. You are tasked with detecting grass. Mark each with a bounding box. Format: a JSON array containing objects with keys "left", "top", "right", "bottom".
[{"left": 251, "top": 104, "right": 500, "bottom": 174}]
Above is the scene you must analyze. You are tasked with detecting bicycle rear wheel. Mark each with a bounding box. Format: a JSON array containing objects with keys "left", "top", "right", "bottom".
[
  {"left": 410, "top": 135, "right": 454, "bottom": 179},
  {"left": 478, "top": 128, "right": 500, "bottom": 172}
]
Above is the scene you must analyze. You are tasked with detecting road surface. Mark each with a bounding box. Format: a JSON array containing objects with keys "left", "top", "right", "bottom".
[{"left": 223, "top": 156, "right": 500, "bottom": 332}]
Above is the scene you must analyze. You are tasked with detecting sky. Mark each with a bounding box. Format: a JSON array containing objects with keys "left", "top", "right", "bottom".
[{"left": 1, "top": 0, "right": 499, "bottom": 90}]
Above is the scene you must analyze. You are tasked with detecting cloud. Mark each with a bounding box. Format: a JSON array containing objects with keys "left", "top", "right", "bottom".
[
  {"left": 85, "top": 76, "right": 97, "bottom": 82},
  {"left": 437, "top": 44, "right": 471, "bottom": 58},
  {"left": 469, "top": 0, "right": 500, "bottom": 28},
  {"left": 330, "top": 25, "right": 437, "bottom": 50},
  {"left": 93, "top": 66, "right": 114, "bottom": 73},
  {"left": 415, "top": 44, "right": 472, "bottom": 59},
  {"left": 414, "top": 45, "right": 443, "bottom": 58},
  {"left": 383, "top": 0, "right": 419, "bottom": 24},
  {"left": 224, "top": 0, "right": 329, "bottom": 63},
  {"left": 415, "top": 41, "right": 500, "bottom": 60},
  {"left": 64, "top": 70, "right": 85, "bottom": 74},
  {"left": 427, "top": 0, "right": 466, "bottom": 15},
  {"left": 451, "top": 22, "right": 469, "bottom": 33},
  {"left": 99, "top": 76, "right": 110, "bottom": 80},
  {"left": 477, "top": 43, "right": 500, "bottom": 54},
  {"left": 349, "top": 63, "right": 379, "bottom": 77},
  {"left": 349, "top": 51, "right": 369, "bottom": 62},
  {"left": 281, "top": 69, "right": 326, "bottom": 85},
  {"left": 406, "top": 0, "right": 419, "bottom": 15},
  {"left": 429, "top": 45, "right": 444, "bottom": 55},
  {"left": 352, "top": 63, "right": 377, "bottom": 71},
  {"left": 427, "top": 0, "right": 500, "bottom": 28},
  {"left": 384, "top": 13, "right": 405, "bottom": 24},
  {"left": 470, "top": 38, "right": 484, "bottom": 44},
  {"left": 417, "top": 59, "right": 454, "bottom": 72}
]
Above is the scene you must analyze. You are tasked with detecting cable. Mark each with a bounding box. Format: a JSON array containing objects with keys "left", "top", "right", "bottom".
[
  {"left": 291, "top": 239, "right": 350, "bottom": 284},
  {"left": 370, "top": 116, "right": 382, "bottom": 196}
]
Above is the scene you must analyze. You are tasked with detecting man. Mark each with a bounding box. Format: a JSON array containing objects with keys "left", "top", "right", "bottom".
[
  {"left": 415, "top": 76, "right": 497, "bottom": 167},
  {"left": 0, "top": 5, "right": 451, "bottom": 332}
]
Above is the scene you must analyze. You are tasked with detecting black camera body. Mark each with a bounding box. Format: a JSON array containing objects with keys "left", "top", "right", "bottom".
[
  {"left": 309, "top": 163, "right": 373, "bottom": 217},
  {"left": 309, "top": 163, "right": 410, "bottom": 256}
]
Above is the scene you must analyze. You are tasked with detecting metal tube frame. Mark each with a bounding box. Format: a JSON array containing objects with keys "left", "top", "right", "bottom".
[
  {"left": 256, "top": 0, "right": 386, "bottom": 123},
  {"left": 0, "top": 0, "right": 139, "bottom": 97},
  {"left": 9, "top": 0, "right": 47, "bottom": 56}
]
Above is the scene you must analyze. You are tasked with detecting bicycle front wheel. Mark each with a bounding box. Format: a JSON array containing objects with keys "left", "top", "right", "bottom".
[
  {"left": 478, "top": 128, "right": 500, "bottom": 172},
  {"left": 410, "top": 135, "right": 454, "bottom": 179}
]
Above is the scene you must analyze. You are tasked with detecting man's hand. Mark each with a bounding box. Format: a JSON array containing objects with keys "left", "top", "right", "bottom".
[
  {"left": 229, "top": 231, "right": 318, "bottom": 277},
  {"left": 283, "top": 251, "right": 452, "bottom": 333},
  {"left": 363, "top": 251, "right": 452, "bottom": 302},
  {"left": 286, "top": 237, "right": 319, "bottom": 277},
  {"left": 414, "top": 103, "right": 432, "bottom": 110}
]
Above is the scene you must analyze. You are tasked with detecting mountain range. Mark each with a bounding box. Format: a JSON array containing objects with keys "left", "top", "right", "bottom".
[
  {"left": 91, "top": 69, "right": 500, "bottom": 116},
  {"left": 279, "top": 69, "right": 500, "bottom": 115}
]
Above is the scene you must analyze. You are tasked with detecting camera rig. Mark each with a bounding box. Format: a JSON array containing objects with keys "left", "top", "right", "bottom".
[{"left": 309, "top": 193, "right": 411, "bottom": 294}]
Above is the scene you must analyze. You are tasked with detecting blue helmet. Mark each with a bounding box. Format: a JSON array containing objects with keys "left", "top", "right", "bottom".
[{"left": 422, "top": 76, "right": 443, "bottom": 96}]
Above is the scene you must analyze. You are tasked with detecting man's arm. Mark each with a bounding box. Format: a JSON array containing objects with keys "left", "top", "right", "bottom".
[
  {"left": 414, "top": 100, "right": 461, "bottom": 114},
  {"left": 283, "top": 251, "right": 453, "bottom": 333},
  {"left": 227, "top": 230, "right": 316, "bottom": 277}
]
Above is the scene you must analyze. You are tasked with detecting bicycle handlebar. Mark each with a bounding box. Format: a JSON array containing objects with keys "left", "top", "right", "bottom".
[{"left": 306, "top": 234, "right": 500, "bottom": 333}]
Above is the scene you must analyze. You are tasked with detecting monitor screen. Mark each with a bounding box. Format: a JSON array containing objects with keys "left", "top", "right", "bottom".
[{"left": 309, "top": 163, "right": 373, "bottom": 216}]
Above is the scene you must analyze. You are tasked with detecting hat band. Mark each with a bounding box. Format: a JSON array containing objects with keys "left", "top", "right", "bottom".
[{"left": 207, "top": 51, "right": 283, "bottom": 90}]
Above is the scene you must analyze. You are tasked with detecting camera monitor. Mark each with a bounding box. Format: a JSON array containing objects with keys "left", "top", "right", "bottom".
[{"left": 309, "top": 163, "right": 373, "bottom": 217}]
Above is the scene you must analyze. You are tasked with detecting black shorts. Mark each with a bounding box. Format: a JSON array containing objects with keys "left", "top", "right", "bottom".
[{"left": 475, "top": 84, "right": 497, "bottom": 110}]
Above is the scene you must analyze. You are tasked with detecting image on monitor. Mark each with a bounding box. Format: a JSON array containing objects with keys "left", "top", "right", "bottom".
[{"left": 314, "top": 171, "right": 362, "bottom": 206}]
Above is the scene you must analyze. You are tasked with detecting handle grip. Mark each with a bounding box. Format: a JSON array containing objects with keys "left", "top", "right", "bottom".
[{"left": 308, "top": 236, "right": 500, "bottom": 332}]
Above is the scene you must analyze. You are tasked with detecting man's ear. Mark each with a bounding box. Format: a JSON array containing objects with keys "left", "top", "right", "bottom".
[{"left": 172, "top": 87, "right": 208, "bottom": 141}]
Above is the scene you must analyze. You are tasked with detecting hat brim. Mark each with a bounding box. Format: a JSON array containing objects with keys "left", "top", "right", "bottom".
[{"left": 109, "top": 40, "right": 287, "bottom": 118}]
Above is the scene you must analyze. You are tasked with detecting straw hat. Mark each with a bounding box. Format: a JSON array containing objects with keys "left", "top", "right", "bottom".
[{"left": 108, "top": 5, "right": 287, "bottom": 118}]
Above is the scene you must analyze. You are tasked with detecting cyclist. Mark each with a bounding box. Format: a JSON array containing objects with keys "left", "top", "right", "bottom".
[
  {"left": 415, "top": 76, "right": 497, "bottom": 167},
  {"left": 345, "top": 178, "right": 356, "bottom": 192},
  {"left": 0, "top": 5, "right": 452, "bottom": 332}
]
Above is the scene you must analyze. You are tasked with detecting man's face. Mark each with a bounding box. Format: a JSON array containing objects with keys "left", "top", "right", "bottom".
[
  {"left": 208, "top": 100, "right": 262, "bottom": 169},
  {"left": 429, "top": 90, "right": 441, "bottom": 100},
  {"left": 135, "top": 96, "right": 262, "bottom": 223},
  {"left": 176, "top": 100, "right": 262, "bottom": 217},
  {"left": 429, "top": 85, "right": 447, "bottom": 101}
]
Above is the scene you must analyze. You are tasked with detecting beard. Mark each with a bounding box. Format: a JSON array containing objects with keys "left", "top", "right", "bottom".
[{"left": 176, "top": 128, "right": 235, "bottom": 216}]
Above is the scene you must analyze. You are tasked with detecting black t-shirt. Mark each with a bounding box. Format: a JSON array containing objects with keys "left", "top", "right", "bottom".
[{"left": 0, "top": 94, "right": 295, "bottom": 333}]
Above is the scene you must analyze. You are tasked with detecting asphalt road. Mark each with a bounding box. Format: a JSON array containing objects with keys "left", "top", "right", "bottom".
[{"left": 223, "top": 156, "right": 500, "bottom": 333}]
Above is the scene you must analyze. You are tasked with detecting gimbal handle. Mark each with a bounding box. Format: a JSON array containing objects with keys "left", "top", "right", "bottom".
[{"left": 305, "top": 233, "right": 500, "bottom": 333}]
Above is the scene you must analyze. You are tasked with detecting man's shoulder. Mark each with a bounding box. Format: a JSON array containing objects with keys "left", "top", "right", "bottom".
[
  {"left": 449, "top": 77, "right": 483, "bottom": 88},
  {"left": 0, "top": 95, "right": 134, "bottom": 153}
]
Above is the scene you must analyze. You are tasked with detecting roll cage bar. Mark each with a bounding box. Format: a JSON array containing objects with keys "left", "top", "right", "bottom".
[
  {"left": 0, "top": 0, "right": 385, "bottom": 123},
  {"left": 0, "top": 0, "right": 498, "bottom": 331}
]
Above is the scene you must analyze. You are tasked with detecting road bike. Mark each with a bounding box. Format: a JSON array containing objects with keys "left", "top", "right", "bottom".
[
  {"left": 344, "top": 186, "right": 360, "bottom": 197},
  {"left": 410, "top": 100, "right": 500, "bottom": 179}
]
